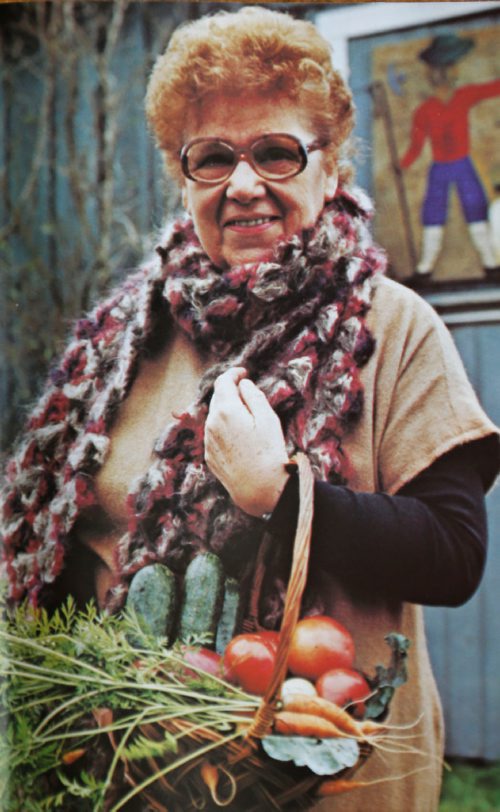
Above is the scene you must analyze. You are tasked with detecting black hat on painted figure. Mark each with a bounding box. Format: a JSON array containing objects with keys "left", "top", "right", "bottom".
[{"left": 419, "top": 34, "right": 474, "bottom": 67}]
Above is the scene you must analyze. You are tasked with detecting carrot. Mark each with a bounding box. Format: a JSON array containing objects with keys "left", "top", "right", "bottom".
[
  {"left": 282, "top": 693, "right": 364, "bottom": 738},
  {"left": 317, "top": 766, "right": 431, "bottom": 796},
  {"left": 316, "top": 778, "right": 366, "bottom": 796},
  {"left": 274, "top": 710, "right": 346, "bottom": 739},
  {"left": 360, "top": 719, "right": 388, "bottom": 737},
  {"left": 200, "top": 761, "right": 237, "bottom": 806},
  {"left": 61, "top": 748, "right": 86, "bottom": 765},
  {"left": 200, "top": 762, "right": 219, "bottom": 796}
]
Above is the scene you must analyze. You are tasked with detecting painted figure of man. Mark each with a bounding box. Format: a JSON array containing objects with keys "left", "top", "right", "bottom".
[{"left": 400, "top": 33, "right": 500, "bottom": 281}]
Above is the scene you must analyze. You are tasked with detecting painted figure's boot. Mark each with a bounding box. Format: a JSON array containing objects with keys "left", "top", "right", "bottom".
[
  {"left": 468, "top": 221, "right": 500, "bottom": 277},
  {"left": 407, "top": 226, "right": 443, "bottom": 286}
]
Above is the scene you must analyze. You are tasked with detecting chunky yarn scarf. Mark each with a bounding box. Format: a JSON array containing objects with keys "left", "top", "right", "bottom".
[{"left": 2, "top": 188, "right": 386, "bottom": 615}]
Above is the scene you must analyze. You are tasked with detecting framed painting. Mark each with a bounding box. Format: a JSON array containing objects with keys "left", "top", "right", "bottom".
[
  {"left": 318, "top": 1, "right": 500, "bottom": 295},
  {"left": 372, "top": 20, "right": 500, "bottom": 287}
]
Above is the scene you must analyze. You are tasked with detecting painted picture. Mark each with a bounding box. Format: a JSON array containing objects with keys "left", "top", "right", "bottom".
[{"left": 372, "top": 23, "right": 500, "bottom": 286}]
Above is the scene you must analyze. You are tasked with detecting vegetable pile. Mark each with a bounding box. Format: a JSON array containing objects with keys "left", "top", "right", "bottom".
[
  {"left": 0, "top": 555, "right": 412, "bottom": 811},
  {"left": 224, "top": 616, "right": 371, "bottom": 716},
  {"left": 220, "top": 615, "right": 413, "bottom": 789}
]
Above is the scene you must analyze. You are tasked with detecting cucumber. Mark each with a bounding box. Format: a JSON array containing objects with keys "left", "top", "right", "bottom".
[
  {"left": 215, "top": 577, "right": 242, "bottom": 655},
  {"left": 126, "top": 564, "right": 178, "bottom": 644},
  {"left": 177, "top": 552, "right": 224, "bottom": 645}
]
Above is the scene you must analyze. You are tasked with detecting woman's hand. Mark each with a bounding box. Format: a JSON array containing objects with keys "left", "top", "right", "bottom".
[{"left": 205, "top": 367, "right": 290, "bottom": 516}]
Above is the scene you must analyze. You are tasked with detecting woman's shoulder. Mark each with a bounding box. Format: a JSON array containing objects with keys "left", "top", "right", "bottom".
[
  {"left": 360, "top": 274, "right": 499, "bottom": 494},
  {"left": 371, "top": 274, "right": 436, "bottom": 314},
  {"left": 368, "top": 274, "right": 447, "bottom": 346}
]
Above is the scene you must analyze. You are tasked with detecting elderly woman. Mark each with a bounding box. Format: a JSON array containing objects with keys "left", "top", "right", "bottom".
[{"left": 2, "top": 7, "right": 499, "bottom": 811}]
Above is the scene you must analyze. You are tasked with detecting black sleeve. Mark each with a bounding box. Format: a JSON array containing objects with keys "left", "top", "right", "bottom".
[{"left": 267, "top": 436, "right": 499, "bottom": 608}]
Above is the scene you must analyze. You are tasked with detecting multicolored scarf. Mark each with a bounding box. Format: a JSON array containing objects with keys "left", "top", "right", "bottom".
[{"left": 2, "top": 187, "right": 386, "bottom": 616}]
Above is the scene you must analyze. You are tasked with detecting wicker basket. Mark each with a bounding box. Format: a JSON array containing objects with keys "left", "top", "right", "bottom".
[{"left": 103, "top": 453, "right": 369, "bottom": 811}]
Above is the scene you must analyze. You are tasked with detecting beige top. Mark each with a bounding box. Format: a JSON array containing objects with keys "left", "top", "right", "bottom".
[{"left": 82, "top": 275, "right": 498, "bottom": 811}]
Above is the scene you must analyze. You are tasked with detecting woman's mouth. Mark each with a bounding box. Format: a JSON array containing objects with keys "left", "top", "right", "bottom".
[{"left": 224, "top": 215, "right": 280, "bottom": 232}]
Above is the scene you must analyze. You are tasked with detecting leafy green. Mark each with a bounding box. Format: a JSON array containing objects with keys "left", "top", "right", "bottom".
[
  {"left": 262, "top": 735, "right": 360, "bottom": 776},
  {"left": 364, "top": 633, "right": 410, "bottom": 719},
  {"left": 121, "top": 731, "right": 177, "bottom": 761},
  {"left": 0, "top": 596, "right": 259, "bottom": 811}
]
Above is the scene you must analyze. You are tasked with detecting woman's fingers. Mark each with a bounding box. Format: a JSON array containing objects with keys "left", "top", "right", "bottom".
[
  {"left": 213, "top": 366, "right": 248, "bottom": 393},
  {"left": 205, "top": 368, "right": 289, "bottom": 516},
  {"left": 238, "top": 377, "right": 275, "bottom": 421},
  {"left": 210, "top": 367, "right": 249, "bottom": 414}
]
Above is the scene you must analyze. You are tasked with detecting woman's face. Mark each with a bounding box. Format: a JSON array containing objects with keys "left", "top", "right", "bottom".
[{"left": 182, "top": 91, "right": 338, "bottom": 268}]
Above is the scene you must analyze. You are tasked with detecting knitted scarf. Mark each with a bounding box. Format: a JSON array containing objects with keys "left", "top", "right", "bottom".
[{"left": 2, "top": 188, "right": 386, "bottom": 616}]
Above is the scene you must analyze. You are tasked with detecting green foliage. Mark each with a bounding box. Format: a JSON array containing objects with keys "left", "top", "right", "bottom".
[
  {"left": 439, "top": 760, "right": 500, "bottom": 812},
  {"left": 363, "top": 633, "right": 410, "bottom": 720},
  {"left": 56, "top": 770, "right": 105, "bottom": 803},
  {"left": 0, "top": 596, "right": 259, "bottom": 811},
  {"left": 121, "top": 731, "right": 177, "bottom": 762}
]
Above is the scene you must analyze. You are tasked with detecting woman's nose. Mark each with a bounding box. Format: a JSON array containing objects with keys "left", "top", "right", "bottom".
[{"left": 225, "top": 159, "right": 266, "bottom": 201}]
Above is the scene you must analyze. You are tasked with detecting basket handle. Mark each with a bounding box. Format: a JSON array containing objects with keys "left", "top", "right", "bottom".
[{"left": 246, "top": 452, "right": 314, "bottom": 740}]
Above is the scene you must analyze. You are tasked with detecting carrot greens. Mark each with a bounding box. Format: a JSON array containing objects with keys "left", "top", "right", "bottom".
[{"left": 0, "top": 595, "right": 258, "bottom": 811}]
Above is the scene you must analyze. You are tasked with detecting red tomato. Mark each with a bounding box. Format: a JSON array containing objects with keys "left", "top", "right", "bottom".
[
  {"left": 316, "top": 668, "right": 371, "bottom": 718},
  {"left": 181, "top": 646, "right": 222, "bottom": 678},
  {"left": 223, "top": 633, "right": 277, "bottom": 695},
  {"left": 258, "top": 630, "right": 280, "bottom": 651},
  {"left": 288, "top": 616, "right": 355, "bottom": 680}
]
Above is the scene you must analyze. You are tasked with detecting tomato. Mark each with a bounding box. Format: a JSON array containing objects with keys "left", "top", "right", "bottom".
[
  {"left": 316, "top": 668, "right": 371, "bottom": 718},
  {"left": 181, "top": 646, "right": 222, "bottom": 678},
  {"left": 288, "top": 615, "right": 355, "bottom": 680},
  {"left": 258, "top": 630, "right": 280, "bottom": 651},
  {"left": 223, "top": 633, "right": 277, "bottom": 695}
]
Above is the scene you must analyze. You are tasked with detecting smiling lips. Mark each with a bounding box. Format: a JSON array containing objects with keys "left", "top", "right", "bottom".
[{"left": 223, "top": 214, "right": 280, "bottom": 230}]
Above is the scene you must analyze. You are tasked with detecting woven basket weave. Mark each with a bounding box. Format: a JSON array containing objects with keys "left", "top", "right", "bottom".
[{"left": 106, "top": 453, "right": 366, "bottom": 811}]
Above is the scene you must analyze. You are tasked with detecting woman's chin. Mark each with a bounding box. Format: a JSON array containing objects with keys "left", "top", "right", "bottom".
[
  {"left": 218, "top": 222, "right": 285, "bottom": 268},
  {"left": 219, "top": 245, "right": 278, "bottom": 269}
]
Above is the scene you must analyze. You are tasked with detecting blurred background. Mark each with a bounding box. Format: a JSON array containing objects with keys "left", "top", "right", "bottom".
[{"left": 1, "top": 2, "right": 500, "bottom": 803}]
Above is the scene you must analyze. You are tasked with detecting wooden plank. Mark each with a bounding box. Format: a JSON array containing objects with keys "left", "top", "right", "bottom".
[
  {"left": 436, "top": 316, "right": 485, "bottom": 755},
  {"left": 3, "top": 12, "right": 57, "bottom": 440},
  {"left": 0, "top": 23, "right": 9, "bottom": 452},
  {"left": 73, "top": 27, "right": 101, "bottom": 303},
  {"left": 483, "top": 485, "right": 500, "bottom": 760},
  {"left": 143, "top": 1, "right": 186, "bottom": 227},
  {"left": 109, "top": 3, "right": 151, "bottom": 250},
  {"left": 476, "top": 325, "right": 500, "bottom": 759}
]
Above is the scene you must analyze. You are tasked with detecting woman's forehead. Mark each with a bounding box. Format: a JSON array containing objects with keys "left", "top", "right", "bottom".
[{"left": 184, "top": 90, "right": 314, "bottom": 143}]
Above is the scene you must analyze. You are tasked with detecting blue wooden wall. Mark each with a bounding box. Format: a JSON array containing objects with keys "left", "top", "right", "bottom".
[{"left": 0, "top": 2, "right": 187, "bottom": 449}]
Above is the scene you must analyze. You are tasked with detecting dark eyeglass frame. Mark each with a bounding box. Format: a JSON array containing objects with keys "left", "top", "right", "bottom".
[{"left": 180, "top": 133, "right": 325, "bottom": 184}]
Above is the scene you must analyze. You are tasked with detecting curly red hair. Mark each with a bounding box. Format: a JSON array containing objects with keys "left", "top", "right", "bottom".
[{"left": 145, "top": 6, "right": 355, "bottom": 185}]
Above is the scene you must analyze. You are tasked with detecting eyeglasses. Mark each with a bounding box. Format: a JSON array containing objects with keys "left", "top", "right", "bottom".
[{"left": 180, "top": 133, "right": 325, "bottom": 184}]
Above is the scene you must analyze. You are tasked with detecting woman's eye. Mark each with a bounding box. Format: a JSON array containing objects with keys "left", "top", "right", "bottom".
[
  {"left": 195, "top": 151, "right": 233, "bottom": 169},
  {"left": 259, "top": 147, "right": 296, "bottom": 164},
  {"left": 255, "top": 143, "right": 302, "bottom": 174}
]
